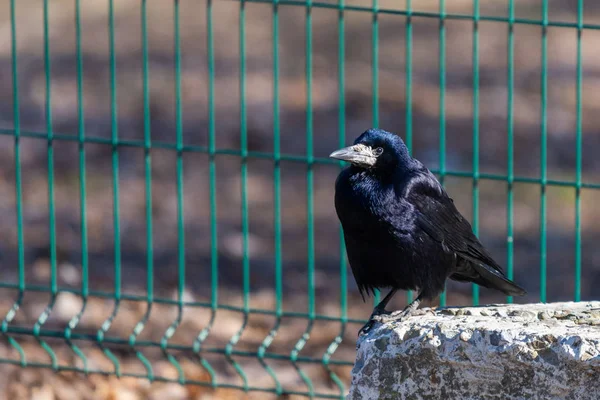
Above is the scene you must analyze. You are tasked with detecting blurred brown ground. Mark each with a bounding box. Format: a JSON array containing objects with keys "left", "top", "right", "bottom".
[{"left": 0, "top": 0, "right": 599, "bottom": 398}]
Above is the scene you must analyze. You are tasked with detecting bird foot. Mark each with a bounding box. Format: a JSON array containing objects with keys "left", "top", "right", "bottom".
[
  {"left": 389, "top": 307, "right": 435, "bottom": 320},
  {"left": 358, "top": 309, "right": 391, "bottom": 337},
  {"left": 359, "top": 306, "right": 435, "bottom": 336}
]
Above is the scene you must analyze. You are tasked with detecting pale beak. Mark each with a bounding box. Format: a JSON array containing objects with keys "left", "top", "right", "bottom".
[{"left": 329, "top": 144, "right": 377, "bottom": 167}]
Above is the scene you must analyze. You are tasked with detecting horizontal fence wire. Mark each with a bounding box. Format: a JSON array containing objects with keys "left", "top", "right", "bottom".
[
  {"left": 241, "top": 0, "right": 600, "bottom": 30},
  {"left": 0, "top": 0, "right": 590, "bottom": 398},
  {"left": 0, "top": 127, "right": 597, "bottom": 190}
]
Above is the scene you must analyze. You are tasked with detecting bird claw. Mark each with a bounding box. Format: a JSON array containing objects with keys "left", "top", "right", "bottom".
[
  {"left": 389, "top": 307, "right": 435, "bottom": 321},
  {"left": 358, "top": 300, "right": 432, "bottom": 337},
  {"left": 375, "top": 311, "right": 409, "bottom": 325},
  {"left": 414, "top": 307, "right": 436, "bottom": 317},
  {"left": 358, "top": 309, "right": 391, "bottom": 337},
  {"left": 358, "top": 320, "right": 375, "bottom": 337}
]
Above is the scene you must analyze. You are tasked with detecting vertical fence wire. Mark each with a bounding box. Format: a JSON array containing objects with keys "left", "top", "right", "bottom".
[
  {"left": 438, "top": 0, "right": 447, "bottom": 307},
  {"left": 290, "top": 1, "right": 315, "bottom": 396},
  {"left": 405, "top": 0, "right": 413, "bottom": 304},
  {"left": 192, "top": 0, "right": 218, "bottom": 386},
  {"left": 337, "top": 1, "right": 346, "bottom": 323},
  {"left": 64, "top": 0, "right": 89, "bottom": 372},
  {"left": 2, "top": 0, "right": 27, "bottom": 367},
  {"left": 255, "top": 0, "right": 283, "bottom": 394},
  {"left": 160, "top": 0, "right": 186, "bottom": 384},
  {"left": 471, "top": 0, "right": 480, "bottom": 306},
  {"left": 97, "top": 0, "right": 122, "bottom": 377},
  {"left": 129, "top": 0, "right": 155, "bottom": 381},
  {"left": 319, "top": 0, "right": 348, "bottom": 397},
  {"left": 372, "top": 0, "right": 379, "bottom": 132},
  {"left": 574, "top": 0, "right": 583, "bottom": 302},
  {"left": 539, "top": 0, "right": 548, "bottom": 303},
  {"left": 506, "top": 0, "right": 515, "bottom": 304},
  {"left": 224, "top": 0, "right": 250, "bottom": 390},
  {"left": 33, "top": 0, "right": 59, "bottom": 370},
  {"left": 371, "top": 0, "right": 381, "bottom": 307}
]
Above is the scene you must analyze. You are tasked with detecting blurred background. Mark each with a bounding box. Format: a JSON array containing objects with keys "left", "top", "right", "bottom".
[{"left": 0, "top": 0, "right": 598, "bottom": 398}]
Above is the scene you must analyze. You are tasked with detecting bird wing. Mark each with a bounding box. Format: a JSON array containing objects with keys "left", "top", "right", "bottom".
[{"left": 400, "top": 169, "right": 526, "bottom": 296}]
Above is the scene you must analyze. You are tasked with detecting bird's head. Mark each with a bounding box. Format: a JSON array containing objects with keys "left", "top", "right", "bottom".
[{"left": 329, "top": 128, "right": 412, "bottom": 171}]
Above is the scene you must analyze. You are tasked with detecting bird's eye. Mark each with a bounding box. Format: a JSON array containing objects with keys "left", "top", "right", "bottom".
[{"left": 374, "top": 147, "right": 384, "bottom": 156}]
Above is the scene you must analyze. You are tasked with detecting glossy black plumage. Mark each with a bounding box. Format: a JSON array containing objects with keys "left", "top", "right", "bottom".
[{"left": 331, "top": 129, "right": 526, "bottom": 334}]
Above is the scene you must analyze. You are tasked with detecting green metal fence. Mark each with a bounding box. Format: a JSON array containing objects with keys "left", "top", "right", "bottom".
[{"left": 0, "top": 0, "right": 593, "bottom": 398}]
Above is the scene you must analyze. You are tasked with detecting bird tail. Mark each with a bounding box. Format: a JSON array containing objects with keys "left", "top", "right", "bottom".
[
  {"left": 475, "top": 265, "right": 527, "bottom": 296},
  {"left": 456, "top": 254, "right": 527, "bottom": 296}
]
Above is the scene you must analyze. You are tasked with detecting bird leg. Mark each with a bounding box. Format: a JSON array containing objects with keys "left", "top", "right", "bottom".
[
  {"left": 358, "top": 292, "right": 426, "bottom": 337},
  {"left": 358, "top": 289, "right": 398, "bottom": 336}
]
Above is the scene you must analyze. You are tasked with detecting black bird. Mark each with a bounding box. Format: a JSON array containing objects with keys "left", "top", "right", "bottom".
[{"left": 330, "top": 128, "right": 526, "bottom": 335}]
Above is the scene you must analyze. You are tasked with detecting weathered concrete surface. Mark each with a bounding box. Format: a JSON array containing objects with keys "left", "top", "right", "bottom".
[{"left": 348, "top": 301, "right": 600, "bottom": 400}]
